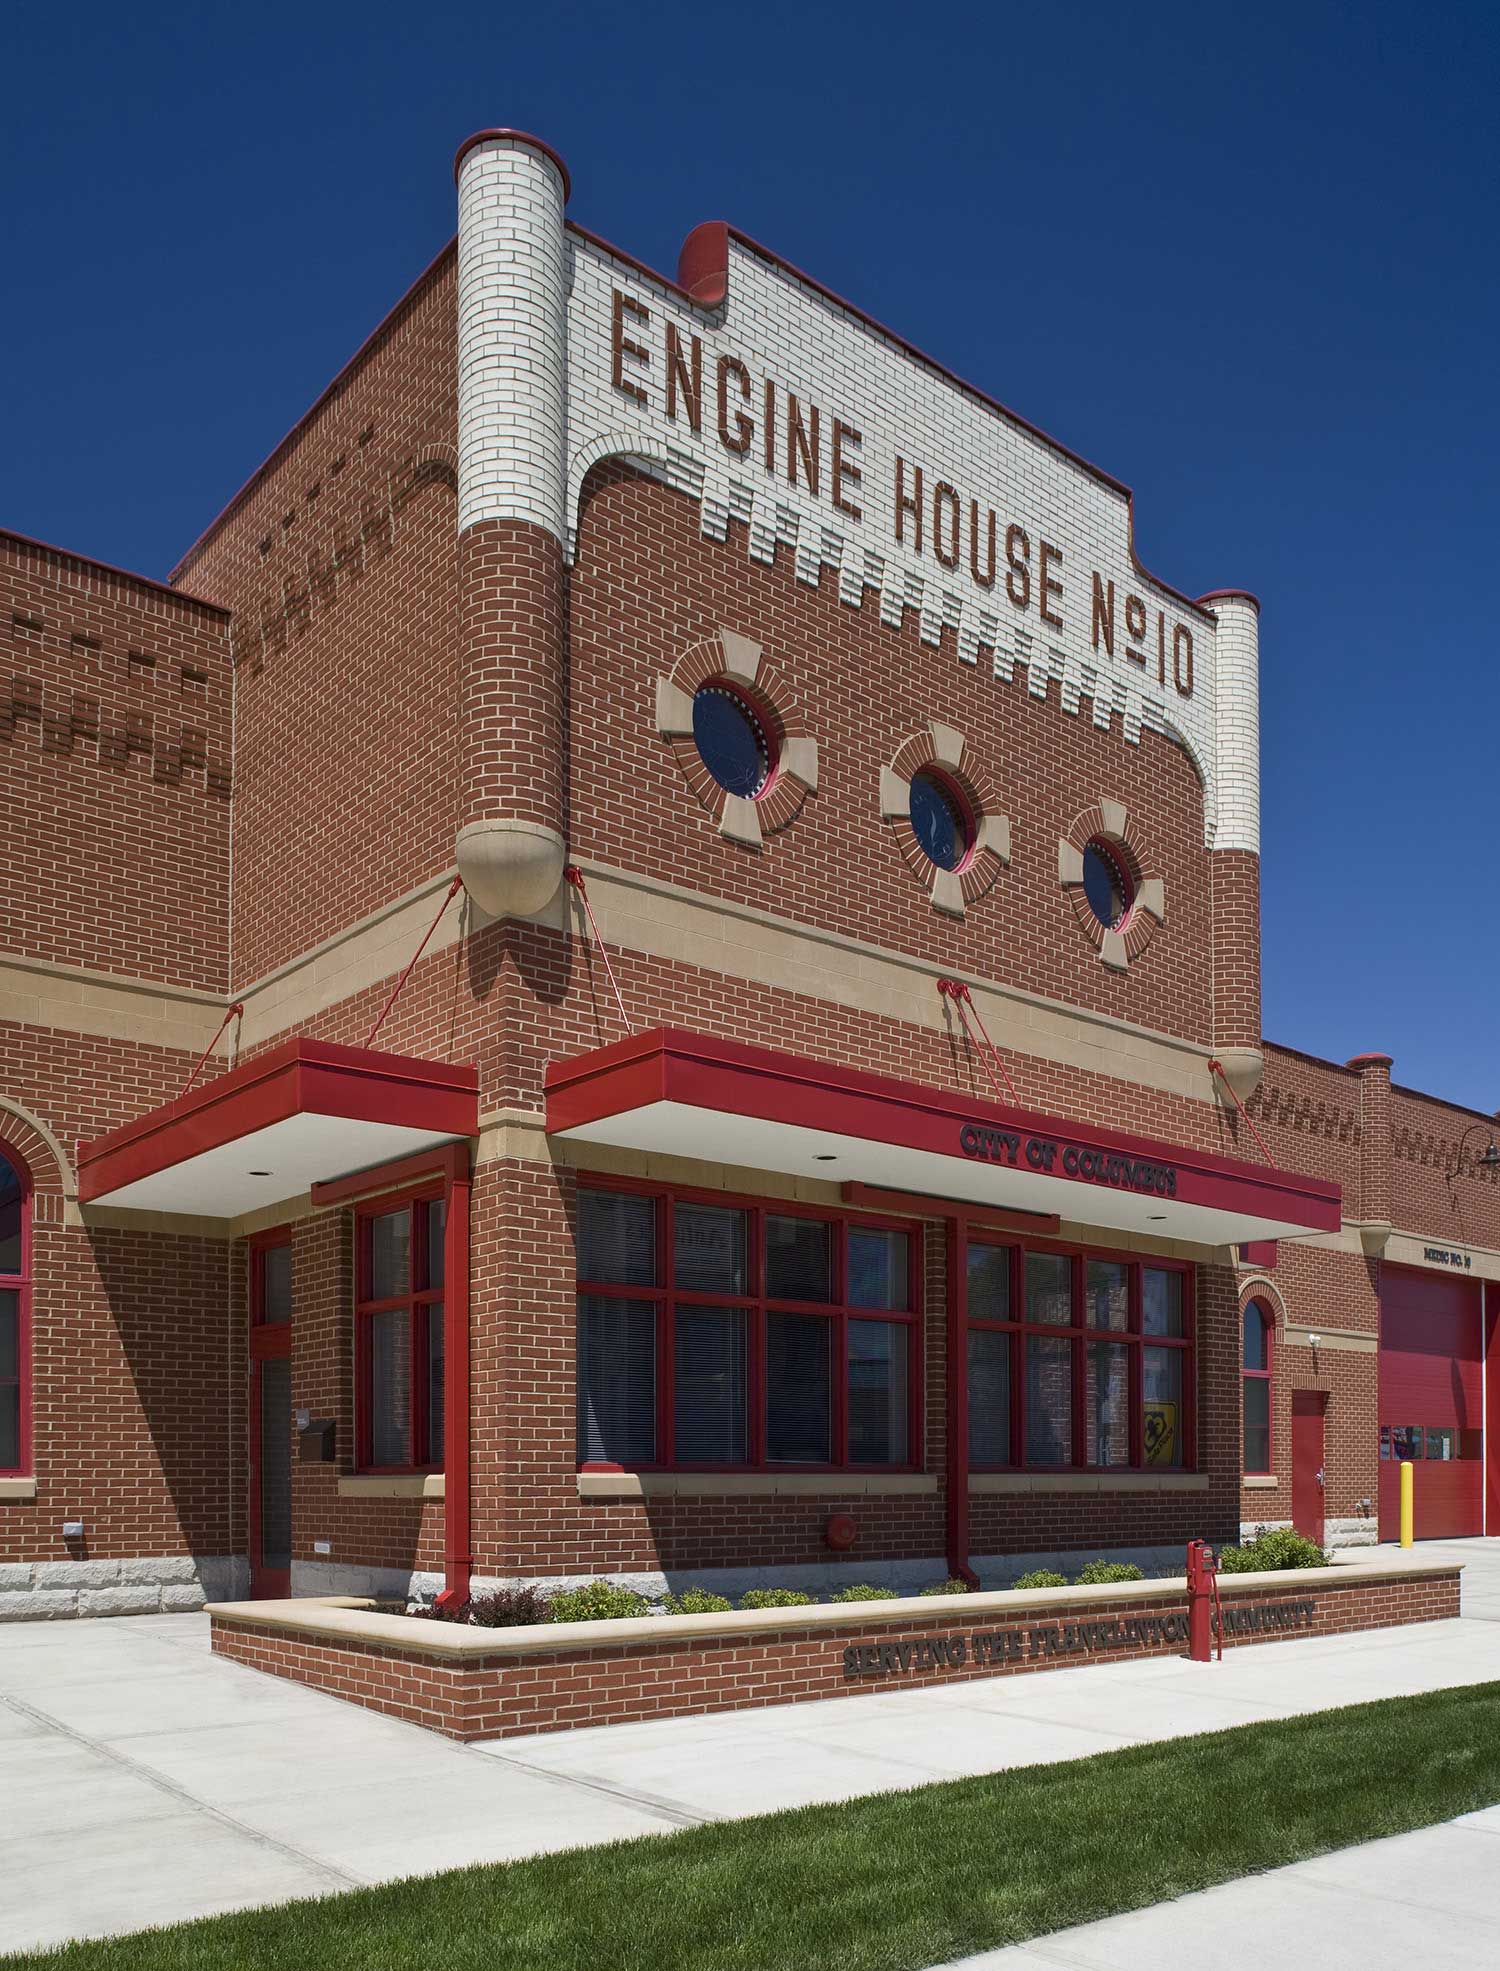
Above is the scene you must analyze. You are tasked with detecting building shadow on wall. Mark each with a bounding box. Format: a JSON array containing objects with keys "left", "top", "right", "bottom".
[{"left": 88, "top": 1227, "right": 238, "bottom": 1569}]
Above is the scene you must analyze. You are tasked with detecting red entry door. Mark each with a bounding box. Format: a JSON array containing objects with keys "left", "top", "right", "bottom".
[
  {"left": 248, "top": 1233, "right": 293, "bottom": 1598},
  {"left": 1291, "top": 1390, "right": 1326, "bottom": 1548}
]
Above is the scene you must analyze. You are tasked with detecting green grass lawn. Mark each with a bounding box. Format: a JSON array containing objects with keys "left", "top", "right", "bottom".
[{"left": 12, "top": 1682, "right": 1500, "bottom": 1971}]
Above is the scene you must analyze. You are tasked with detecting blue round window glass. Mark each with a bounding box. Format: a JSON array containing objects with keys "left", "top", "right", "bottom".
[
  {"left": 692, "top": 685, "right": 771, "bottom": 799},
  {"left": 908, "top": 768, "right": 970, "bottom": 871},
  {"left": 1082, "top": 840, "right": 1132, "bottom": 928}
]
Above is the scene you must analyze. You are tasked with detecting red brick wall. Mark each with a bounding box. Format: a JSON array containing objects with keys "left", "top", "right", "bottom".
[
  {"left": 459, "top": 518, "right": 565, "bottom": 838},
  {"left": 1391, "top": 1083, "right": 1500, "bottom": 1250},
  {"left": 1236, "top": 1245, "right": 1380, "bottom": 1537},
  {"left": 569, "top": 466, "right": 1217, "bottom": 1048},
  {"left": 173, "top": 253, "right": 459, "bottom": 988},
  {"left": 1, "top": 532, "right": 230, "bottom": 991},
  {"left": 277, "top": 1210, "right": 444, "bottom": 1580}
]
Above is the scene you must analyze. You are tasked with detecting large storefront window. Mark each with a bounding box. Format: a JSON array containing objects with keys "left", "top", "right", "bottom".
[
  {"left": 355, "top": 1187, "right": 446, "bottom": 1472},
  {"left": 0, "top": 1144, "right": 30, "bottom": 1476},
  {"left": 575, "top": 1185, "right": 920, "bottom": 1470},
  {"left": 967, "top": 1239, "right": 1194, "bottom": 1471}
]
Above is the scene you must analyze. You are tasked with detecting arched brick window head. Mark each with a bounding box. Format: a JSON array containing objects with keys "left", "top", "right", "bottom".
[
  {"left": 1243, "top": 1299, "right": 1273, "bottom": 1475},
  {"left": 0, "top": 1142, "right": 32, "bottom": 1476}
]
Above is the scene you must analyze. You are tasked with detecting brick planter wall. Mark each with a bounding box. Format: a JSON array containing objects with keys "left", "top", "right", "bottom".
[{"left": 210, "top": 1560, "right": 1461, "bottom": 1742}]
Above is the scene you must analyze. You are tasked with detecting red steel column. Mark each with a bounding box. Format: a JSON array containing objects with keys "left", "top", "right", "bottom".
[{"left": 436, "top": 1146, "right": 473, "bottom": 1610}]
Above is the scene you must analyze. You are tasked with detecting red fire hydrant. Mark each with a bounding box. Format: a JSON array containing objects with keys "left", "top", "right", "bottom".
[{"left": 1186, "top": 1539, "right": 1222, "bottom": 1662}]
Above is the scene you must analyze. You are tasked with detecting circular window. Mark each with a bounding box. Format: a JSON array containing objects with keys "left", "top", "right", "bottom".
[
  {"left": 908, "top": 768, "right": 973, "bottom": 871},
  {"left": 1081, "top": 840, "right": 1134, "bottom": 929},
  {"left": 692, "top": 683, "right": 774, "bottom": 799}
]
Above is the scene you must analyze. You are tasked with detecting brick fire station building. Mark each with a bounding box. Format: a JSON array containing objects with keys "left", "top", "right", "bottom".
[{"left": 2, "top": 130, "right": 1496, "bottom": 1620}]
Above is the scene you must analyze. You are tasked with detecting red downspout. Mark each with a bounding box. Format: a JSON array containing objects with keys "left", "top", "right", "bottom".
[
  {"left": 945, "top": 1214, "right": 978, "bottom": 1586},
  {"left": 434, "top": 1145, "right": 473, "bottom": 1611}
]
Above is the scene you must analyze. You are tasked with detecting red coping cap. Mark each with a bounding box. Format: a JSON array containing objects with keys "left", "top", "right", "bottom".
[
  {"left": 1195, "top": 589, "right": 1262, "bottom": 613},
  {"left": 453, "top": 128, "right": 570, "bottom": 200},
  {"left": 1345, "top": 1053, "right": 1395, "bottom": 1071}
]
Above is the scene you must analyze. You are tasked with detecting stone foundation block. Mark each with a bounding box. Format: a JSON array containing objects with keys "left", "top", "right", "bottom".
[
  {"left": 0, "top": 1590, "right": 79, "bottom": 1620},
  {"left": 43, "top": 1560, "right": 123, "bottom": 1589},
  {"left": 161, "top": 1584, "right": 207, "bottom": 1613},
  {"left": 0, "top": 1565, "right": 34, "bottom": 1592},
  {"left": 78, "top": 1586, "right": 163, "bottom": 1617}
]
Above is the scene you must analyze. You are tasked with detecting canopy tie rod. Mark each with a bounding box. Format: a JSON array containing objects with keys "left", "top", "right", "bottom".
[
  {"left": 364, "top": 876, "right": 463, "bottom": 1048},
  {"left": 937, "top": 978, "right": 1021, "bottom": 1107},
  {"left": 565, "top": 866, "right": 634, "bottom": 1036},
  {"left": 180, "top": 1002, "right": 244, "bottom": 1100},
  {"left": 1208, "top": 1057, "right": 1274, "bottom": 1165}
]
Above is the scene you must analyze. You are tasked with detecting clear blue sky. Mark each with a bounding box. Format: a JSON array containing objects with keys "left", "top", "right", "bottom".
[{"left": 4, "top": 4, "right": 1496, "bottom": 1107}]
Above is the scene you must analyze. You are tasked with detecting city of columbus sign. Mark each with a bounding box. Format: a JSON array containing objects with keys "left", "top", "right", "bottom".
[
  {"left": 959, "top": 1123, "right": 1179, "bottom": 1198},
  {"left": 610, "top": 293, "right": 1197, "bottom": 698}
]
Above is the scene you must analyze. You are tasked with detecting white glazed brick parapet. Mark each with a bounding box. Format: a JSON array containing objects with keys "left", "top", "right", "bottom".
[
  {"left": 0, "top": 1555, "right": 244, "bottom": 1620},
  {"left": 556, "top": 228, "right": 1257, "bottom": 849},
  {"left": 456, "top": 136, "right": 568, "bottom": 540},
  {"left": 1205, "top": 593, "right": 1260, "bottom": 855}
]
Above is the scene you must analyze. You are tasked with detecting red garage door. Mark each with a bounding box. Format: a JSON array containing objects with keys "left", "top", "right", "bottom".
[{"left": 1379, "top": 1267, "right": 1483, "bottom": 1540}]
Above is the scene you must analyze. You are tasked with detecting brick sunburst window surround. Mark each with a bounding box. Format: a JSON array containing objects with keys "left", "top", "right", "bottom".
[
  {"left": 879, "top": 720, "right": 1010, "bottom": 918},
  {"left": 654, "top": 626, "right": 819, "bottom": 848},
  {"left": 1058, "top": 798, "right": 1166, "bottom": 971},
  {"left": 575, "top": 1179, "right": 922, "bottom": 1473}
]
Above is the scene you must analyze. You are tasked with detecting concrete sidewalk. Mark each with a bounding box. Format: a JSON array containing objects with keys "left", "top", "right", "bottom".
[
  {"left": 0, "top": 1542, "right": 1496, "bottom": 1956},
  {"left": 938, "top": 1806, "right": 1500, "bottom": 1968}
]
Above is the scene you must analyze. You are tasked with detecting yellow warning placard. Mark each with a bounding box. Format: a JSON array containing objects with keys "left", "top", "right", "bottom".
[{"left": 1144, "top": 1401, "right": 1178, "bottom": 1466}]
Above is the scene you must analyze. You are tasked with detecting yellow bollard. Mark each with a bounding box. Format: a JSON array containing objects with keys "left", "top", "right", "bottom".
[{"left": 1399, "top": 1459, "right": 1414, "bottom": 1548}]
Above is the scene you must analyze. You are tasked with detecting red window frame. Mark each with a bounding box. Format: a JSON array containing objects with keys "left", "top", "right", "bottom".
[
  {"left": 575, "top": 1176, "right": 924, "bottom": 1473},
  {"left": 966, "top": 1233, "right": 1196, "bottom": 1472},
  {"left": 354, "top": 1182, "right": 446, "bottom": 1474},
  {"left": 1242, "top": 1298, "right": 1273, "bottom": 1475},
  {"left": 0, "top": 1138, "right": 33, "bottom": 1478}
]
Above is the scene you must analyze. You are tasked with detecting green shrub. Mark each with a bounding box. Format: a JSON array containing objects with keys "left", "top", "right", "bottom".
[
  {"left": 546, "top": 1581, "right": 652, "bottom": 1623},
  {"left": 919, "top": 1576, "right": 974, "bottom": 1596},
  {"left": 828, "top": 1583, "right": 888, "bottom": 1602},
  {"left": 739, "top": 1588, "right": 816, "bottom": 1609},
  {"left": 1218, "top": 1528, "right": 1328, "bottom": 1574},
  {"left": 1074, "top": 1559, "right": 1145, "bottom": 1585},
  {"left": 660, "top": 1588, "right": 733, "bottom": 1615},
  {"left": 1013, "top": 1569, "right": 1068, "bottom": 1590}
]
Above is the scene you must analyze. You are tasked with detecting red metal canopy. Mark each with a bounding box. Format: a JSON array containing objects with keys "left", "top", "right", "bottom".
[
  {"left": 545, "top": 1027, "right": 1340, "bottom": 1247},
  {"left": 78, "top": 1038, "right": 478, "bottom": 1218}
]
